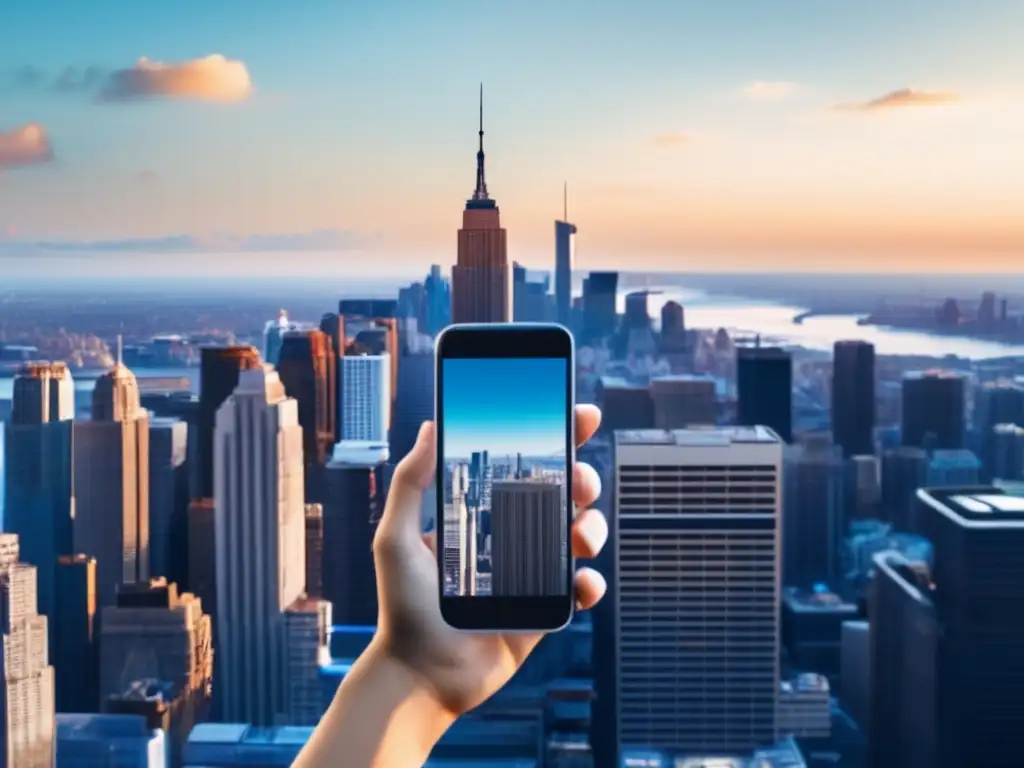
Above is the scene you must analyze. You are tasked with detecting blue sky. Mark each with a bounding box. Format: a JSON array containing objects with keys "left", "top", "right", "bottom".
[
  {"left": 442, "top": 357, "right": 566, "bottom": 458},
  {"left": 2, "top": 0, "right": 1024, "bottom": 275}
]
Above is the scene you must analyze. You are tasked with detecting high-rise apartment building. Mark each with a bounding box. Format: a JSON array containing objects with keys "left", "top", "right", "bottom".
[
  {"left": 490, "top": 481, "right": 564, "bottom": 597},
  {"left": 737, "top": 347, "right": 793, "bottom": 443},
  {"left": 451, "top": 86, "right": 509, "bottom": 324},
  {"left": 901, "top": 371, "right": 965, "bottom": 449},
  {"left": 148, "top": 417, "right": 188, "bottom": 583},
  {"left": 214, "top": 366, "right": 306, "bottom": 726},
  {"left": 339, "top": 353, "right": 391, "bottom": 445},
  {"left": 283, "top": 597, "right": 331, "bottom": 726},
  {"left": 74, "top": 360, "right": 150, "bottom": 608},
  {"left": 831, "top": 340, "right": 876, "bottom": 458},
  {"left": 0, "top": 533, "right": 56, "bottom": 768},
  {"left": 612, "top": 427, "right": 782, "bottom": 758},
  {"left": 197, "top": 346, "right": 261, "bottom": 499},
  {"left": 3, "top": 362, "right": 75, "bottom": 631},
  {"left": 53, "top": 555, "right": 97, "bottom": 715},
  {"left": 322, "top": 442, "right": 392, "bottom": 626}
]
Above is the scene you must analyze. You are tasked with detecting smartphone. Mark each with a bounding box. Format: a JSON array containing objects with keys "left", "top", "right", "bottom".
[{"left": 435, "top": 323, "right": 576, "bottom": 632}]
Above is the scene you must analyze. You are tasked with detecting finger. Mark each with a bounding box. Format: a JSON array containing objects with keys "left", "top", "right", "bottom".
[
  {"left": 575, "top": 404, "right": 601, "bottom": 447},
  {"left": 572, "top": 462, "right": 601, "bottom": 509},
  {"left": 421, "top": 531, "right": 437, "bottom": 556},
  {"left": 571, "top": 508, "right": 608, "bottom": 559},
  {"left": 573, "top": 567, "right": 607, "bottom": 611},
  {"left": 378, "top": 421, "right": 436, "bottom": 545}
]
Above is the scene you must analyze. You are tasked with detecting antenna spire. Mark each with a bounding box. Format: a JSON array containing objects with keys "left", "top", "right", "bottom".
[
  {"left": 471, "top": 83, "right": 490, "bottom": 202},
  {"left": 116, "top": 333, "right": 123, "bottom": 366}
]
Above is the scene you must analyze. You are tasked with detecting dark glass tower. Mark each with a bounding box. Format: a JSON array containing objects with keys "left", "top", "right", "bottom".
[
  {"left": 197, "top": 346, "right": 261, "bottom": 499},
  {"left": 737, "top": 346, "right": 793, "bottom": 443},
  {"left": 581, "top": 271, "right": 618, "bottom": 342},
  {"left": 901, "top": 371, "right": 965, "bottom": 449},
  {"left": 490, "top": 481, "right": 564, "bottom": 596},
  {"left": 831, "top": 340, "right": 876, "bottom": 457}
]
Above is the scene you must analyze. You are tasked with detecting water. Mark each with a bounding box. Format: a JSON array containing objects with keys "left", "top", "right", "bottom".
[{"left": 624, "top": 288, "right": 1024, "bottom": 359}]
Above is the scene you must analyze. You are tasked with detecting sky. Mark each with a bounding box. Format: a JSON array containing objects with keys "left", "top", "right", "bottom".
[
  {"left": 2, "top": 0, "right": 1024, "bottom": 277},
  {"left": 442, "top": 357, "right": 566, "bottom": 458}
]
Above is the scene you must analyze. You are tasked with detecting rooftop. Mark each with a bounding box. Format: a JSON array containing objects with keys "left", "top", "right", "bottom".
[
  {"left": 616, "top": 426, "right": 780, "bottom": 446},
  {"left": 919, "top": 486, "right": 1024, "bottom": 527},
  {"left": 782, "top": 588, "right": 858, "bottom": 614}
]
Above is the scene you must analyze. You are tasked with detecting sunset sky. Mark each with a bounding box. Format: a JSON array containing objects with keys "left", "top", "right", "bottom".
[{"left": 2, "top": 0, "right": 1023, "bottom": 276}]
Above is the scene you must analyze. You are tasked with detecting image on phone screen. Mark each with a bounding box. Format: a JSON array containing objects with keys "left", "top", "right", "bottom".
[{"left": 440, "top": 356, "right": 569, "bottom": 598}]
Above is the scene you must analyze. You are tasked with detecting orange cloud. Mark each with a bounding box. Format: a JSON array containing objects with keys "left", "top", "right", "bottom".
[
  {"left": 651, "top": 132, "right": 696, "bottom": 148},
  {"left": 0, "top": 123, "right": 53, "bottom": 168},
  {"left": 100, "top": 54, "right": 253, "bottom": 102},
  {"left": 741, "top": 81, "right": 797, "bottom": 100},
  {"left": 834, "top": 88, "right": 961, "bottom": 111}
]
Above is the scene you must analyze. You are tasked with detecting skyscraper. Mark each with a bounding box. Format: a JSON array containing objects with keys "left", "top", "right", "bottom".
[
  {"left": 451, "top": 85, "right": 509, "bottom": 324},
  {"left": 214, "top": 366, "right": 306, "bottom": 726},
  {"left": 197, "top": 345, "right": 261, "bottom": 500},
  {"left": 612, "top": 427, "right": 782, "bottom": 758},
  {"left": 148, "top": 418, "right": 188, "bottom": 584},
  {"left": 901, "top": 370, "right": 965, "bottom": 449},
  {"left": 783, "top": 436, "right": 846, "bottom": 587},
  {"left": 339, "top": 352, "right": 391, "bottom": 445},
  {"left": 283, "top": 597, "right": 331, "bottom": 726},
  {"left": 831, "top": 340, "right": 876, "bottom": 458},
  {"left": 870, "top": 487, "right": 1024, "bottom": 768},
  {"left": 490, "top": 481, "right": 564, "bottom": 597},
  {"left": 0, "top": 533, "right": 56, "bottom": 768},
  {"left": 581, "top": 271, "right": 618, "bottom": 342},
  {"left": 424, "top": 264, "right": 452, "bottom": 336},
  {"left": 74, "top": 359, "right": 150, "bottom": 608},
  {"left": 649, "top": 375, "right": 716, "bottom": 428},
  {"left": 262, "top": 310, "right": 294, "bottom": 367},
  {"left": 554, "top": 185, "right": 577, "bottom": 329},
  {"left": 278, "top": 328, "right": 335, "bottom": 501},
  {"left": 3, "top": 362, "right": 75, "bottom": 631},
  {"left": 304, "top": 504, "right": 324, "bottom": 600},
  {"left": 737, "top": 346, "right": 793, "bottom": 443},
  {"left": 53, "top": 555, "right": 97, "bottom": 715},
  {"left": 390, "top": 351, "right": 433, "bottom": 465},
  {"left": 322, "top": 442, "right": 392, "bottom": 626}
]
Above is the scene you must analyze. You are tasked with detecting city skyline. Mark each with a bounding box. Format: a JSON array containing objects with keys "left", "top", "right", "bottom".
[
  {"left": 2, "top": 1, "right": 1024, "bottom": 276},
  {"left": 441, "top": 357, "right": 567, "bottom": 458}
]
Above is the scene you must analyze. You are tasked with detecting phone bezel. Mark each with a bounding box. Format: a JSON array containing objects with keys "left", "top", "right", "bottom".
[{"left": 434, "top": 322, "right": 576, "bottom": 632}]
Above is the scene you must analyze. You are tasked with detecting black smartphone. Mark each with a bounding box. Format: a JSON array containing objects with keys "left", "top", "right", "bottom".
[{"left": 435, "top": 323, "right": 576, "bottom": 632}]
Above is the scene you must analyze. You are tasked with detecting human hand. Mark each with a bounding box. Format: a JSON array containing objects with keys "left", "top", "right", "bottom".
[{"left": 372, "top": 403, "right": 608, "bottom": 718}]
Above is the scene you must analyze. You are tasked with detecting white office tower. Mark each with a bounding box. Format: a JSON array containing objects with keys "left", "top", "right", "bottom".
[
  {"left": 613, "top": 427, "right": 783, "bottom": 758},
  {"left": 442, "top": 464, "right": 470, "bottom": 594},
  {"left": 340, "top": 353, "right": 391, "bottom": 444},
  {"left": 0, "top": 533, "right": 56, "bottom": 768},
  {"left": 214, "top": 366, "right": 306, "bottom": 726}
]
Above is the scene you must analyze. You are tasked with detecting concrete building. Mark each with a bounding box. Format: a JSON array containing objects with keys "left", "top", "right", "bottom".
[
  {"left": 649, "top": 375, "right": 717, "bottom": 428},
  {"left": 0, "top": 534, "right": 55, "bottom": 768},
  {"left": 612, "top": 427, "right": 783, "bottom": 758},
  {"left": 214, "top": 366, "right": 306, "bottom": 725}
]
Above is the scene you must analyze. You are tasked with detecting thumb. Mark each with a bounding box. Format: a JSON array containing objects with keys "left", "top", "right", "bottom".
[{"left": 379, "top": 421, "right": 436, "bottom": 543}]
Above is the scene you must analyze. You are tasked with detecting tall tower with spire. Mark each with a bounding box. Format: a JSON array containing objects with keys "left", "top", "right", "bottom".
[
  {"left": 452, "top": 84, "right": 510, "bottom": 324},
  {"left": 554, "top": 182, "right": 578, "bottom": 328}
]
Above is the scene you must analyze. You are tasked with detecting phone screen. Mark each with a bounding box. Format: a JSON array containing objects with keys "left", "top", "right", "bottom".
[{"left": 440, "top": 356, "right": 570, "bottom": 599}]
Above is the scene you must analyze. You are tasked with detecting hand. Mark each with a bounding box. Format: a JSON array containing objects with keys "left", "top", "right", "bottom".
[{"left": 372, "top": 404, "right": 608, "bottom": 717}]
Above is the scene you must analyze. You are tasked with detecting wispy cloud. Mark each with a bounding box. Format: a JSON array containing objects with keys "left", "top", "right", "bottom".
[
  {"left": 0, "top": 124, "right": 53, "bottom": 169},
  {"left": 99, "top": 54, "right": 253, "bottom": 103},
  {"left": 651, "top": 132, "right": 697, "bottom": 149},
  {"left": 741, "top": 81, "right": 797, "bottom": 101},
  {"left": 2, "top": 65, "right": 106, "bottom": 93},
  {"left": 0, "top": 229, "right": 371, "bottom": 255},
  {"left": 832, "top": 88, "right": 962, "bottom": 112}
]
